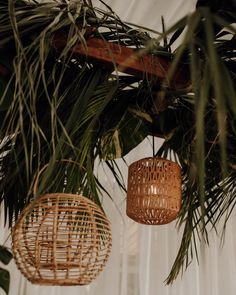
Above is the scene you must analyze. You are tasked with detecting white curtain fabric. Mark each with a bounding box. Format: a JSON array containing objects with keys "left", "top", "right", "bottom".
[
  {"left": 2, "top": 1, "right": 236, "bottom": 295},
  {"left": 2, "top": 137, "right": 236, "bottom": 295},
  {"left": 1, "top": 137, "right": 236, "bottom": 295}
]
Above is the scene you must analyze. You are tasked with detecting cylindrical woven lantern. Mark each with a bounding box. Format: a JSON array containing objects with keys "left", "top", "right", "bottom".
[
  {"left": 12, "top": 193, "right": 112, "bottom": 286},
  {"left": 126, "top": 157, "right": 181, "bottom": 225}
]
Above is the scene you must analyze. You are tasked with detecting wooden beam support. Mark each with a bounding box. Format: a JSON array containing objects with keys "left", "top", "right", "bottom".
[
  {"left": 53, "top": 36, "right": 189, "bottom": 89},
  {"left": 0, "top": 35, "right": 189, "bottom": 89}
]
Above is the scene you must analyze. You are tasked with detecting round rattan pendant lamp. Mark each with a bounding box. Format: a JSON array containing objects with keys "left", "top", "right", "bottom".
[
  {"left": 126, "top": 157, "right": 181, "bottom": 225},
  {"left": 12, "top": 161, "right": 112, "bottom": 286}
]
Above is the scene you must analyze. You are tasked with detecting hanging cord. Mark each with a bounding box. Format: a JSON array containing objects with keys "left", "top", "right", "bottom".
[{"left": 152, "top": 135, "right": 155, "bottom": 158}]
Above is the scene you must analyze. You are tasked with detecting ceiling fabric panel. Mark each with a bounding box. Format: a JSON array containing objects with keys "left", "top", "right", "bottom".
[{"left": 94, "top": 0, "right": 197, "bottom": 31}]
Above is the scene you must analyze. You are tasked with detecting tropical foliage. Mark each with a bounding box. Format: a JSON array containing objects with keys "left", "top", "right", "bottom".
[
  {"left": 0, "top": 0, "right": 235, "bottom": 286},
  {"left": 0, "top": 0, "right": 152, "bottom": 222},
  {"left": 0, "top": 246, "right": 12, "bottom": 294}
]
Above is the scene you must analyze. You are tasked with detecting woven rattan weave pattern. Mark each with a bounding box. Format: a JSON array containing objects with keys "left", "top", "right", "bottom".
[
  {"left": 12, "top": 193, "right": 112, "bottom": 285},
  {"left": 126, "top": 157, "right": 181, "bottom": 225}
]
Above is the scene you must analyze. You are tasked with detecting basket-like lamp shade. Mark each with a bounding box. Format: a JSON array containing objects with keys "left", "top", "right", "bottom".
[
  {"left": 12, "top": 194, "right": 112, "bottom": 286},
  {"left": 126, "top": 157, "right": 181, "bottom": 225}
]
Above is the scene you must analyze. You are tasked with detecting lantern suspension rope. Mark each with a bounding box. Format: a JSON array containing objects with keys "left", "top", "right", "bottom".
[{"left": 152, "top": 135, "right": 155, "bottom": 158}]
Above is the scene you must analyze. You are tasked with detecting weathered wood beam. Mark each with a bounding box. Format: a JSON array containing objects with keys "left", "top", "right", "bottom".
[
  {"left": 53, "top": 36, "right": 189, "bottom": 89},
  {"left": 0, "top": 36, "right": 189, "bottom": 89}
]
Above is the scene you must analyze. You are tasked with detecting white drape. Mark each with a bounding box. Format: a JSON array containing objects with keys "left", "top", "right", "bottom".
[
  {"left": 2, "top": 1, "right": 236, "bottom": 295},
  {"left": 2, "top": 137, "right": 236, "bottom": 295}
]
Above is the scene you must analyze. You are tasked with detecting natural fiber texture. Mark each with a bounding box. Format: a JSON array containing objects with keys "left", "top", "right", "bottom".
[
  {"left": 12, "top": 194, "right": 112, "bottom": 286},
  {"left": 127, "top": 157, "right": 181, "bottom": 225}
]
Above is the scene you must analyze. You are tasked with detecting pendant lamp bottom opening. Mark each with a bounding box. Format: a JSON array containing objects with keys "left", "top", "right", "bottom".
[{"left": 127, "top": 208, "right": 179, "bottom": 225}]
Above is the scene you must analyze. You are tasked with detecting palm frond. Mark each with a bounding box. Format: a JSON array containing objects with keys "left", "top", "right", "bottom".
[{"left": 0, "top": 0, "right": 236, "bottom": 285}]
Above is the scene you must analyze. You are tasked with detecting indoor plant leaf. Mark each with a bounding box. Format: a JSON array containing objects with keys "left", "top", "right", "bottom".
[
  {"left": 99, "top": 109, "right": 149, "bottom": 160},
  {"left": 0, "top": 246, "right": 12, "bottom": 265},
  {"left": 0, "top": 78, "right": 14, "bottom": 112},
  {"left": 0, "top": 268, "right": 10, "bottom": 295}
]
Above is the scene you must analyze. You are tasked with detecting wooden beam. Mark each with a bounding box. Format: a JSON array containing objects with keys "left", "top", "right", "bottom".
[
  {"left": 0, "top": 35, "right": 189, "bottom": 89},
  {"left": 53, "top": 36, "right": 189, "bottom": 89}
]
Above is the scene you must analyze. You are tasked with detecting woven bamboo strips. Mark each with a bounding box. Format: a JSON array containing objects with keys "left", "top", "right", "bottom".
[
  {"left": 12, "top": 194, "right": 112, "bottom": 286},
  {"left": 127, "top": 157, "right": 181, "bottom": 225}
]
